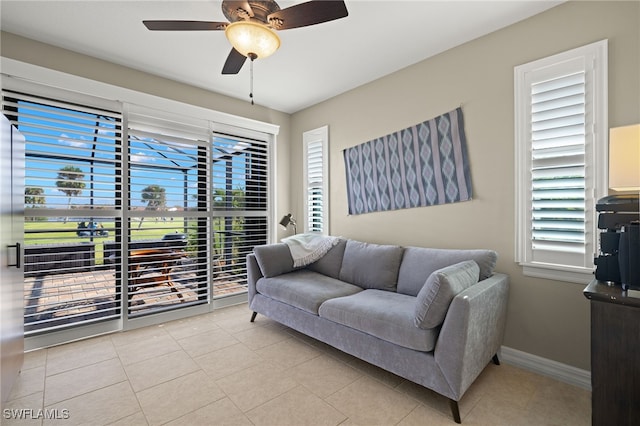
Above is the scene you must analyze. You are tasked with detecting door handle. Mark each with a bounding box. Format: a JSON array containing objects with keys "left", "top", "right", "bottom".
[{"left": 7, "top": 242, "right": 21, "bottom": 268}]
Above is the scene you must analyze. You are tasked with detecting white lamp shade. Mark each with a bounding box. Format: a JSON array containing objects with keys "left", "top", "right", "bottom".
[
  {"left": 609, "top": 124, "right": 640, "bottom": 191},
  {"left": 225, "top": 21, "right": 280, "bottom": 59}
]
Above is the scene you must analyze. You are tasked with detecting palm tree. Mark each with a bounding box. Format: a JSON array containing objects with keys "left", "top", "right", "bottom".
[
  {"left": 25, "top": 187, "right": 46, "bottom": 208},
  {"left": 25, "top": 187, "right": 46, "bottom": 221},
  {"left": 141, "top": 184, "right": 166, "bottom": 210},
  {"left": 56, "top": 166, "right": 85, "bottom": 223},
  {"left": 139, "top": 184, "right": 166, "bottom": 228}
]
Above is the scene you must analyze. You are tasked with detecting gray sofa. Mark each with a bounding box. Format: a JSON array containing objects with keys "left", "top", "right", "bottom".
[{"left": 246, "top": 238, "right": 509, "bottom": 423}]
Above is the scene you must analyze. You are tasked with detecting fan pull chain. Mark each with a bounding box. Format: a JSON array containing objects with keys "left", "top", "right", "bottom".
[
  {"left": 250, "top": 58, "right": 254, "bottom": 105},
  {"left": 248, "top": 53, "right": 257, "bottom": 106}
]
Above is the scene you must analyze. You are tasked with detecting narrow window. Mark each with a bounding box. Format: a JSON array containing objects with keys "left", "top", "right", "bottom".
[
  {"left": 515, "top": 40, "right": 608, "bottom": 283},
  {"left": 303, "top": 126, "right": 329, "bottom": 234}
]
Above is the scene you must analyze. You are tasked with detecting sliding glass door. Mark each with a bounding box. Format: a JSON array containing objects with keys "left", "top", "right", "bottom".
[
  {"left": 2, "top": 87, "right": 272, "bottom": 347},
  {"left": 3, "top": 90, "right": 123, "bottom": 335},
  {"left": 126, "top": 109, "right": 211, "bottom": 317}
]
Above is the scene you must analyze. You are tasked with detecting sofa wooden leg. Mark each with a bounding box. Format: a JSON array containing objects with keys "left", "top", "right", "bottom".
[
  {"left": 449, "top": 399, "right": 461, "bottom": 424},
  {"left": 250, "top": 311, "right": 257, "bottom": 322},
  {"left": 492, "top": 353, "right": 501, "bottom": 365}
]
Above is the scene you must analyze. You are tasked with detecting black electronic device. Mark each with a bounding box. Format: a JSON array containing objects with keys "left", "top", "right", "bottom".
[
  {"left": 619, "top": 222, "right": 640, "bottom": 290},
  {"left": 595, "top": 194, "right": 640, "bottom": 286},
  {"left": 596, "top": 194, "right": 640, "bottom": 213}
]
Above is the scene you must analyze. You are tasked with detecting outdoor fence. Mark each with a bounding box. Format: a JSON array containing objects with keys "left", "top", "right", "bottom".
[{"left": 24, "top": 242, "right": 96, "bottom": 275}]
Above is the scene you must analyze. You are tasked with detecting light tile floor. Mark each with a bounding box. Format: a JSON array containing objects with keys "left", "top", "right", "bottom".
[{"left": 4, "top": 303, "right": 591, "bottom": 425}]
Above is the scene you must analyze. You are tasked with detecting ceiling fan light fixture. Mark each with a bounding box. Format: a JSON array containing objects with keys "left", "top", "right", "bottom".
[{"left": 225, "top": 21, "right": 280, "bottom": 59}]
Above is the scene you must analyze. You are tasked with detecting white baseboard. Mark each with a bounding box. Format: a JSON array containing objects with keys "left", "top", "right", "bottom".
[{"left": 500, "top": 346, "right": 591, "bottom": 391}]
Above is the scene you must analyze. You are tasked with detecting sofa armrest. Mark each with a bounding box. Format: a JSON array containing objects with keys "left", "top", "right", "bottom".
[
  {"left": 246, "top": 253, "right": 263, "bottom": 305},
  {"left": 434, "top": 273, "right": 509, "bottom": 399}
]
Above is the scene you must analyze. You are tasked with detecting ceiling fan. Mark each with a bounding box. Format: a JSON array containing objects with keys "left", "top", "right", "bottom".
[{"left": 143, "top": 0, "right": 349, "bottom": 75}]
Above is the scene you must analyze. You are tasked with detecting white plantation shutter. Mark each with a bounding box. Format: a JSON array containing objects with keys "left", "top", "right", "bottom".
[
  {"left": 211, "top": 131, "right": 270, "bottom": 294},
  {"left": 303, "top": 126, "right": 329, "bottom": 234},
  {"left": 531, "top": 72, "right": 586, "bottom": 249},
  {"left": 515, "top": 40, "right": 607, "bottom": 283},
  {"left": 125, "top": 107, "right": 211, "bottom": 315},
  {"left": 2, "top": 89, "right": 124, "bottom": 333},
  {"left": 307, "top": 140, "right": 324, "bottom": 232}
]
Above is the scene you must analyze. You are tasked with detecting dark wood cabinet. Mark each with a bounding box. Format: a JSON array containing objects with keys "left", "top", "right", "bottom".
[{"left": 584, "top": 280, "right": 640, "bottom": 426}]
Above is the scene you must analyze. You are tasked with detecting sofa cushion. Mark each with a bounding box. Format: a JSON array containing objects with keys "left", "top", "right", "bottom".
[
  {"left": 414, "top": 260, "right": 480, "bottom": 329},
  {"left": 253, "top": 243, "right": 295, "bottom": 278},
  {"left": 397, "top": 247, "right": 497, "bottom": 296},
  {"left": 256, "top": 270, "right": 362, "bottom": 315},
  {"left": 319, "top": 290, "right": 439, "bottom": 352},
  {"left": 339, "top": 240, "right": 404, "bottom": 291},
  {"left": 307, "top": 238, "right": 347, "bottom": 279}
]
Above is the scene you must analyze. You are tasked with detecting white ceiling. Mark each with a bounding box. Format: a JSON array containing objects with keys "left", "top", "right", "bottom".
[{"left": 1, "top": 1, "right": 564, "bottom": 113}]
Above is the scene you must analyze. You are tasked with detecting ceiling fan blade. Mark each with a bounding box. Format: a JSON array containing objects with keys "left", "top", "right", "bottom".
[
  {"left": 222, "top": 48, "right": 247, "bottom": 74},
  {"left": 143, "top": 20, "right": 228, "bottom": 31},
  {"left": 268, "top": 0, "right": 348, "bottom": 30}
]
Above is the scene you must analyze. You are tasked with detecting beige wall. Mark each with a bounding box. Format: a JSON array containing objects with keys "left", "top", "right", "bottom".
[
  {"left": 289, "top": 1, "right": 640, "bottom": 370},
  {"left": 0, "top": 31, "right": 292, "bottom": 241}
]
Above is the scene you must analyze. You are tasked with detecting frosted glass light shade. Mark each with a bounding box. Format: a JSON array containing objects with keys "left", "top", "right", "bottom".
[
  {"left": 225, "top": 21, "right": 280, "bottom": 59},
  {"left": 609, "top": 124, "right": 640, "bottom": 191}
]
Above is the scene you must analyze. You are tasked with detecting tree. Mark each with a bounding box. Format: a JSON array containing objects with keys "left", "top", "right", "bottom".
[
  {"left": 25, "top": 187, "right": 46, "bottom": 221},
  {"left": 56, "top": 166, "right": 85, "bottom": 222},
  {"left": 139, "top": 184, "right": 166, "bottom": 228},
  {"left": 141, "top": 184, "right": 167, "bottom": 210},
  {"left": 25, "top": 187, "right": 46, "bottom": 208}
]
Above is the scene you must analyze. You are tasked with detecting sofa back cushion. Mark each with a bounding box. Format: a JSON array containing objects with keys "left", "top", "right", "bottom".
[
  {"left": 339, "top": 240, "right": 404, "bottom": 291},
  {"left": 414, "top": 260, "right": 480, "bottom": 329},
  {"left": 307, "top": 238, "right": 347, "bottom": 279},
  {"left": 253, "top": 243, "right": 295, "bottom": 278},
  {"left": 396, "top": 247, "right": 497, "bottom": 296}
]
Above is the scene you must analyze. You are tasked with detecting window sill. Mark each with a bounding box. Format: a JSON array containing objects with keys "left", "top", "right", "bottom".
[{"left": 520, "top": 263, "right": 594, "bottom": 285}]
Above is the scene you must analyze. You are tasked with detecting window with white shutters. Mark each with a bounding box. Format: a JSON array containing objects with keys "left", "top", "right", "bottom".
[
  {"left": 303, "top": 126, "right": 329, "bottom": 234},
  {"left": 2, "top": 90, "right": 123, "bottom": 333},
  {"left": 515, "top": 40, "right": 608, "bottom": 283}
]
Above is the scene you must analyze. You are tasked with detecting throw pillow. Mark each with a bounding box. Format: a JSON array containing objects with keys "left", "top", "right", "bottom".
[
  {"left": 307, "top": 238, "right": 347, "bottom": 279},
  {"left": 397, "top": 247, "right": 497, "bottom": 296},
  {"left": 253, "top": 243, "right": 295, "bottom": 278},
  {"left": 414, "top": 260, "right": 480, "bottom": 329},
  {"left": 339, "top": 240, "right": 404, "bottom": 291}
]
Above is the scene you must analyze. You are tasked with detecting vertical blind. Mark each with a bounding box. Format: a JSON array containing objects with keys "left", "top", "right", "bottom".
[
  {"left": 530, "top": 71, "right": 587, "bottom": 254},
  {"left": 2, "top": 90, "right": 123, "bottom": 333}
]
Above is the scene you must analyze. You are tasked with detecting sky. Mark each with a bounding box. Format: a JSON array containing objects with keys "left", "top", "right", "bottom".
[{"left": 18, "top": 99, "right": 252, "bottom": 211}]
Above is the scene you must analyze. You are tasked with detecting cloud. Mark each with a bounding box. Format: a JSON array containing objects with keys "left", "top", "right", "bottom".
[
  {"left": 130, "top": 152, "right": 156, "bottom": 163},
  {"left": 58, "top": 133, "right": 88, "bottom": 148}
]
